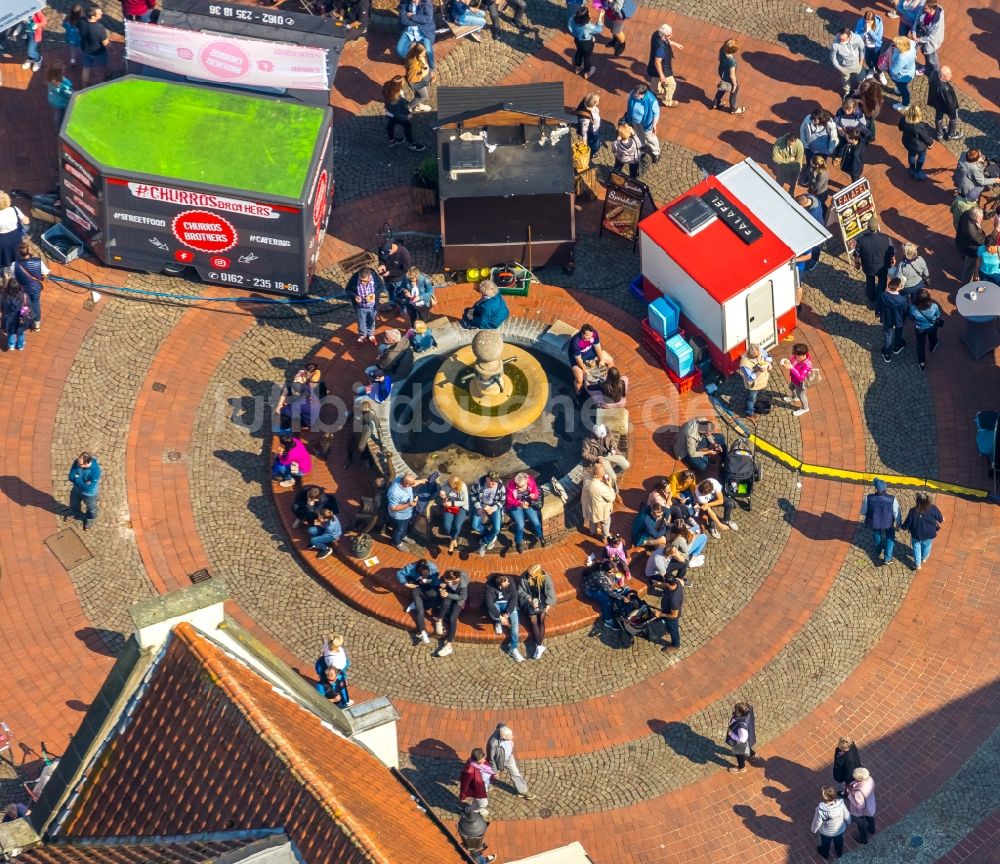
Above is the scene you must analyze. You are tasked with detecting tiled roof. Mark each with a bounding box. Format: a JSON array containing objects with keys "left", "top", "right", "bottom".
[
  {"left": 57, "top": 623, "right": 467, "bottom": 864},
  {"left": 14, "top": 837, "right": 251, "bottom": 864}
]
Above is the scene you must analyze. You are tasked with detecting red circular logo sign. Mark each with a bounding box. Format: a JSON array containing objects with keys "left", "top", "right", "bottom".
[
  {"left": 199, "top": 41, "right": 250, "bottom": 80},
  {"left": 171, "top": 210, "right": 238, "bottom": 254},
  {"left": 312, "top": 170, "right": 329, "bottom": 229}
]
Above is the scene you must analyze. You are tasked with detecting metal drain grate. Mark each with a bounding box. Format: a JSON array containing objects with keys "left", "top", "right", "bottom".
[
  {"left": 152, "top": 382, "right": 167, "bottom": 392},
  {"left": 189, "top": 568, "right": 211, "bottom": 584},
  {"left": 338, "top": 251, "right": 376, "bottom": 271}
]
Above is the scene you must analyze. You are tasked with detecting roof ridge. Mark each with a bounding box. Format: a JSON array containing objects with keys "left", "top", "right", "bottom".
[{"left": 171, "top": 623, "right": 389, "bottom": 864}]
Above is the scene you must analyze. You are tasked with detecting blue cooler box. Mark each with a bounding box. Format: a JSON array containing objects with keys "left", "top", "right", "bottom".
[
  {"left": 664, "top": 333, "right": 694, "bottom": 378},
  {"left": 647, "top": 295, "right": 680, "bottom": 338}
]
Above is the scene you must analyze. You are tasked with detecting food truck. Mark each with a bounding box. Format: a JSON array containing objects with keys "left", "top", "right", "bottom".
[
  {"left": 59, "top": 76, "right": 333, "bottom": 295},
  {"left": 638, "top": 159, "right": 831, "bottom": 374}
]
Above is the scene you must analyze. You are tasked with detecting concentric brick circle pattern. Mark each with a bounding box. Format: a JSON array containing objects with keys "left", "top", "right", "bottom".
[{"left": 1, "top": 1, "right": 999, "bottom": 863}]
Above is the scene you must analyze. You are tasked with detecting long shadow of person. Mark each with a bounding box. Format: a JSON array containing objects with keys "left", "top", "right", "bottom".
[
  {"left": 400, "top": 738, "right": 464, "bottom": 814},
  {"left": 0, "top": 475, "right": 66, "bottom": 515},
  {"left": 733, "top": 804, "right": 796, "bottom": 846},
  {"left": 647, "top": 720, "right": 732, "bottom": 767}
]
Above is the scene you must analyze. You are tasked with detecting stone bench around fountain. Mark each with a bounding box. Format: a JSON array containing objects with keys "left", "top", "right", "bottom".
[{"left": 369, "top": 315, "right": 631, "bottom": 542}]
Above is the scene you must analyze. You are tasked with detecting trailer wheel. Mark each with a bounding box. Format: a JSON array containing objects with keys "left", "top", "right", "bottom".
[{"left": 161, "top": 262, "right": 187, "bottom": 276}]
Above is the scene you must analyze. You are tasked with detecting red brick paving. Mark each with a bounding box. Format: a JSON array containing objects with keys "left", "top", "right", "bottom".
[{"left": 935, "top": 812, "right": 1000, "bottom": 864}]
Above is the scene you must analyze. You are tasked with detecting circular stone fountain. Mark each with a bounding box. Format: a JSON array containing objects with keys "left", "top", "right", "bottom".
[{"left": 432, "top": 330, "right": 549, "bottom": 457}]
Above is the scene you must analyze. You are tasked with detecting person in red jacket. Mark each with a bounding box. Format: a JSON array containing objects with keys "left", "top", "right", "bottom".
[
  {"left": 459, "top": 749, "right": 494, "bottom": 809},
  {"left": 122, "top": 0, "right": 159, "bottom": 23}
]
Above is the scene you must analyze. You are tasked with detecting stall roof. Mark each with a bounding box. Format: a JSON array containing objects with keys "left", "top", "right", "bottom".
[
  {"left": 436, "top": 83, "right": 571, "bottom": 126},
  {"left": 719, "top": 159, "right": 832, "bottom": 255},
  {"left": 639, "top": 175, "right": 794, "bottom": 305},
  {"left": 64, "top": 77, "right": 326, "bottom": 199}
]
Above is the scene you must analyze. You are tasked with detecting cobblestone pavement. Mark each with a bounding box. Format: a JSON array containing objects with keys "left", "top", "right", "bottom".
[{"left": 1, "top": 0, "right": 999, "bottom": 861}]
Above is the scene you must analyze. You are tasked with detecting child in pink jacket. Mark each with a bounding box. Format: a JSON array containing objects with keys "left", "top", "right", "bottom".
[
  {"left": 272, "top": 435, "right": 312, "bottom": 487},
  {"left": 779, "top": 342, "right": 814, "bottom": 417}
]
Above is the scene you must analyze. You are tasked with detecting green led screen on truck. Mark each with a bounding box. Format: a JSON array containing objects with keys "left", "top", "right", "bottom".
[{"left": 64, "top": 78, "right": 325, "bottom": 199}]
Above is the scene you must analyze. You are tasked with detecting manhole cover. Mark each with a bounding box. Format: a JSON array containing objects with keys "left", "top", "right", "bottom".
[
  {"left": 538, "top": 808, "right": 552, "bottom": 819},
  {"left": 152, "top": 382, "right": 167, "bottom": 393},
  {"left": 910, "top": 836, "right": 924, "bottom": 848},
  {"left": 165, "top": 451, "right": 183, "bottom": 462},
  {"left": 189, "top": 568, "right": 211, "bottom": 584},
  {"left": 44, "top": 529, "right": 94, "bottom": 571}
]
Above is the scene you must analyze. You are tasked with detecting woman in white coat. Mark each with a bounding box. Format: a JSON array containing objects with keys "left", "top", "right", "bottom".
[{"left": 581, "top": 461, "right": 617, "bottom": 542}]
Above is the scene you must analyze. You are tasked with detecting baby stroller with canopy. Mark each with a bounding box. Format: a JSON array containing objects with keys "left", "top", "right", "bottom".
[{"left": 723, "top": 436, "right": 761, "bottom": 510}]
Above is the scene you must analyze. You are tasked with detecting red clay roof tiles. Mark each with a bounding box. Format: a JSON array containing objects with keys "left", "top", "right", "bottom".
[{"left": 57, "top": 623, "right": 467, "bottom": 864}]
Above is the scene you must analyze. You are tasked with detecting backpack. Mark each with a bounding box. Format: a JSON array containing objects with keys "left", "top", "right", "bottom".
[
  {"left": 803, "top": 368, "right": 823, "bottom": 388},
  {"left": 351, "top": 532, "right": 373, "bottom": 558}
]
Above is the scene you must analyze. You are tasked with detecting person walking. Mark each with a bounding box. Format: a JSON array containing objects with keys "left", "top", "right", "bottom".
[
  {"left": 78, "top": 4, "right": 110, "bottom": 87},
  {"left": 396, "top": 558, "right": 441, "bottom": 643},
  {"left": 854, "top": 218, "right": 895, "bottom": 307},
  {"left": 62, "top": 4, "right": 84, "bottom": 66},
  {"left": 909, "top": 288, "right": 942, "bottom": 370},
  {"left": 315, "top": 634, "right": 351, "bottom": 707},
  {"left": 603, "top": 0, "right": 632, "bottom": 59},
  {"left": 647, "top": 23, "right": 681, "bottom": 107},
  {"left": 438, "top": 475, "right": 469, "bottom": 554},
  {"left": 832, "top": 737, "right": 863, "bottom": 793},
  {"left": 956, "top": 207, "right": 986, "bottom": 285},
  {"left": 712, "top": 38, "right": 745, "bottom": 114},
  {"left": 21, "top": 8, "right": 45, "bottom": 72},
  {"left": 830, "top": 26, "right": 865, "bottom": 97},
  {"left": 846, "top": 767, "right": 877, "bottom": 844},
  {"left": 739, "top": 343, "right": 772, "bottom": 417},
  {"left": 725, "top": 701, "right": 758, "bottom": 773},
  {"left": 912, "top": 0, "right": 943, "bottom": 74},
  {"left": 860, "top": 477, "right": 901, "bottom": 564},
  {"left": 67, "top": 452, "right": 101, "bottom": 530},
  {"left": 46, "top": 65, "right": 73, "bottom": 129},
  {"left": 854, "top": 9, "right": 884, "bottom": 74},
  {"left": 434, "top": 568, "right": 469, "bottom": 657},
  {"left": 927, "top": 65, "right": 961, "bottom": 140},
  {"left": 459, "top": 749, "right": 494, "bottom": 809},
  {"left": 811, "top": 786, "right": 851, "bottom": 860},
  {"left": 1, "top": 278, "right": 30, "bottom": 352},
  {"left": 517, "top": 563, "right": 556, "bottom": 658},
  {"left": 568, "top": 3, "right": 603, "bottom": 80},
  {"left": 771, "top": 130, "right": 805, "bottom": 195},
  {"left": 624, "top": 83, "right": 660, "bottom": 165},
  {"left": 611, "top": 123, "right": 642, "bottom": 178},
  {"left": 902, "top": 490, "right": 943, "bottom": 570},
  {"left": 12, "top": 241, "right": 48, "bottom": 332},
  {"left": 877, "top": 277, "right": 908, "bottom": 362},
  {"left": 347, "top": 266, "right": 383, "bottom": 345},
  {"left": 897, "top": 104, "right": 935, "bottom": 181},
  {"left": 888, "top": 35, "right": 916, "bottom": 110},
  {"left": 387, "top": 472, "right": 423, "bottom": 549},
  {"left": 484, "top": 573, "right": 524, "bottom": 662},
  {"left": 383, "top": 76, "right": 426, "bottom": 151},
  {"left": 800, "top": 108, "right": 839, "bottom": 162},
  {"left": 486, "top": 724, "right": 536, "bottom": 799},
  {"left": 779, "top": 343, "right": 814, "bottom": 418}
]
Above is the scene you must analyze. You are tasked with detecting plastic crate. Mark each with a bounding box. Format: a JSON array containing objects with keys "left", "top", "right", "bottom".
[
  {"left": 492, "top": 266, "right": 531, "bottom": 296},
  {"left": 647, "top": 295, "right": 681, "bottom": 339},
  {"left": 40, "top": 223, "right": 83, "bottom": 264},
  {"left": 666, "top": 365, "right": 702, "bottom": 394},
  {"left": 665, "top": 333, "right": 694, "bottom": 377},
  {"left": 629, "top": 274, "right": 646, "bottom": 304},
  {"left": 641, "top": 319, "right": 666, "bottom": 359}
]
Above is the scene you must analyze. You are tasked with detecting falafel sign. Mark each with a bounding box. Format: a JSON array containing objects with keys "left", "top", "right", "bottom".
[
  {"left": 830, "top": 177, "right": 877, "bottom": 268},
  {"left": 125, "top": 21, "right": 329, "bottom": 90}
]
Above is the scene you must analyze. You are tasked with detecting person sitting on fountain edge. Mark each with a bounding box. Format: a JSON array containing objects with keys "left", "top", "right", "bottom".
[{"left": 462, "top": 279, "right": 510, "bottom": 330}]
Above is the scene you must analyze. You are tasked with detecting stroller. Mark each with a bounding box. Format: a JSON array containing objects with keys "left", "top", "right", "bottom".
[
  {"left": 723, "top": 436, "right": 761, "bottom": 510},
  {"left": 610, "top": 588, "right": 665, "bottom": 646}
]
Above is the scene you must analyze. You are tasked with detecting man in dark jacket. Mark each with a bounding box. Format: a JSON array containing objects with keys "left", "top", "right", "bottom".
[
  {"left": 956, "top": 206, "right": 986, "bottom": 284},
  {"left": 853, "top": 219, "right": 894, "bottom": 307},
  {"left": 859, "top": 477, "right": 900, "bottom": 564},
  {"left": 838, "top": 128, "right": 868, "bottom": 184},
  {"left": 876, "top": 277, "right": 908, "bottom": 362},
  {"left": 435, "top": 568, "right": 469, "bottom": 657},
  {"left": 375, "top": 328, "right": 414, "bottom": 379},
  {"left": 376, "top": 239, "right": 412, "bottom": 307},
  {"left": 927, "top": 65, "right": 961, "bottom": 141},
  {"left": 832, "top": 737, "right": 863, "bottom": 793},
  {"left": 483, "top": 574, "right": 524, "bottom": 662}
]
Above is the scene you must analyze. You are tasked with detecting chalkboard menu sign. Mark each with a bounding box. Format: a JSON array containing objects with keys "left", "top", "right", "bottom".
[{"left": 600, "top": 172, "right": 650, "bottom": 247}]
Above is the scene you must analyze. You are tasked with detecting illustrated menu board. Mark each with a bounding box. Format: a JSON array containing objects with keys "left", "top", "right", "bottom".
[{"left": 830, "top": 177, "right": 877, "bottom": 269}]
